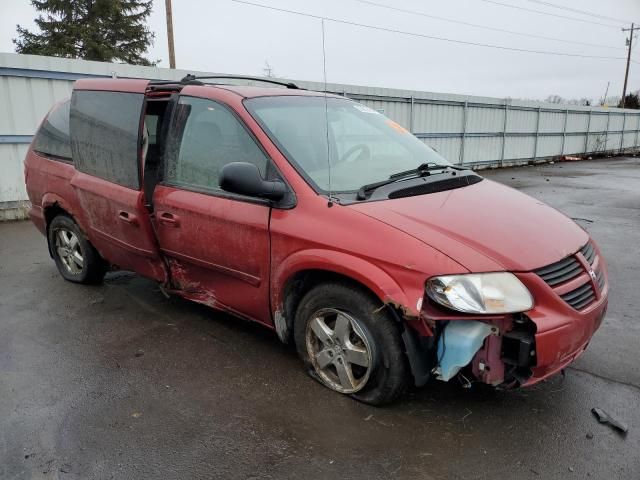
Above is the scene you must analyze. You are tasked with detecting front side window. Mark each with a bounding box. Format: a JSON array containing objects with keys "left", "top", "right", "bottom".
[
  {"left": 70, "top": 90, "right": 144, "bottom": 189},
  {"left": 245, "top": 96, "right": 450, "bottom": 192},
  {"left": 164, "top": 96, "right": 268, "bottom": 192},
  {"left": 33, "top": 99, "right": 72, "bottom": 161}
]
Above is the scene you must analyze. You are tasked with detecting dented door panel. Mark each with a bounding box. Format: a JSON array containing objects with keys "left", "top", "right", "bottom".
[
  {"left": 152, "top": 184, "right": 272, "bottom": 324},
  {"left": 71, "top": 172, "right": 165, "bottom": 281}
]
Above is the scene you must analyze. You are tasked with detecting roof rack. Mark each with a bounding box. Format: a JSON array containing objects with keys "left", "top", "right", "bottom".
[
  {"left": 146, "top": 75, "right": 302, "bottom": 92},
  {"left": 180, "top": 74, "right": 300, "bottom": 89}
]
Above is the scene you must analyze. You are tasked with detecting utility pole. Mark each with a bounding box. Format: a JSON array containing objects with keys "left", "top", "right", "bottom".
[
  {"left": 621, "top": 23, "right": 637, "bottom": 108},
  {"left": 165, "top": 0, "right": 176, "bottom": 68},
  {"left": 263, "top": 61, "right": 274, "bottom": 78}
]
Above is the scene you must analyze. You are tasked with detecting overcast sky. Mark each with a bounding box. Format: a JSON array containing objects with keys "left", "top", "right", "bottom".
[{"left": 1, "top": 0, "right": 639, "bottom": 101}]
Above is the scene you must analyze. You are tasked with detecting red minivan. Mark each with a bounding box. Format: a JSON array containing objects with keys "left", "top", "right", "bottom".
[{"left": 24, "top": 76, "right": 608, "bottom": 405}]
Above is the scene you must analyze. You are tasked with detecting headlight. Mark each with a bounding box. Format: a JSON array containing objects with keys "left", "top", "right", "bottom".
[{"left": 426, "top": 272, "right": 533, "bottom": 314}]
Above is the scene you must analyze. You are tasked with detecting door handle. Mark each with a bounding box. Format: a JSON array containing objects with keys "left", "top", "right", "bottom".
[
  {"left": 118, "top": 210, "right": 139, "bottom": 225},
  {"left": 158, "top": 211, "right": 180, "bottom": 227}
]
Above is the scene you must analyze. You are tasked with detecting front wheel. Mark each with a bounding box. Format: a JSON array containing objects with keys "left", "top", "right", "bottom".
[
  {"left": 294, "top": 282, "right": 409, "bottom": 405},
  {"left": 48, "top": 214, "right": 107, "bottom": 284}
]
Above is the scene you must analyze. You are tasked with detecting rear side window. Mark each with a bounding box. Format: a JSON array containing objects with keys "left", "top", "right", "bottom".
[
  {"left": 70, "top": 90, "right": 143, "bottom": 189},
  {"left": 33, "top": 100, "right": 72, "bottom": 161}
]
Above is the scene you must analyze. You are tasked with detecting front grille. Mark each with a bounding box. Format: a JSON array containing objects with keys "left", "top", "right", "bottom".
[
  {"left": 535, "top": 241, "right": 605, "bottom": 311},
  {"left": 561, "top": 282, "right": 596, "bottom": 310},
  {"left": 535, "top": 255, "right": 583, "bottom": 286},
  {"left": 581, "top": 242, "right": 595, "bottom": 265}
]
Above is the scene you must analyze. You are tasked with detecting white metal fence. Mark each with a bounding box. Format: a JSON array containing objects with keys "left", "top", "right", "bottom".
[{"left": 1, "top": 52, "right": 639, "bottom": 218}]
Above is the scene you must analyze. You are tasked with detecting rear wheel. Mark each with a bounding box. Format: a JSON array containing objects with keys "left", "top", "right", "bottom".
[
  {"left": 294, "top": 282, "right": 409, "bottom": 405},
  {"left": 48, "top": 215, "right": 106, "bottom": 284}
]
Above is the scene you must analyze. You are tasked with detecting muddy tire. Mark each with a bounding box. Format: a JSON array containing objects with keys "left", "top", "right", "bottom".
[
  {"left": 294, "top": 282, "right": 409, "bottom": 405},
  {"left": 48, "top": 214, "right": 107, "bottom": 284}
]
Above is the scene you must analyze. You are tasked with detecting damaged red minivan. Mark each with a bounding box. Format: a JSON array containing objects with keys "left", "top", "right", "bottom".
[{"left": 24, "top": 76, "right": 608, "bottom": 405}]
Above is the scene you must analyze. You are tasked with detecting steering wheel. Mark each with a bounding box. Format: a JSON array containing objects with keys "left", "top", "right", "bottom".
[{"left": 339, "top": 144, "right": 371, "bottom": 164}]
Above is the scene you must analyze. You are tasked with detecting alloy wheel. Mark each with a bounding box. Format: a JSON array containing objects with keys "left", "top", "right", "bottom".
[
  {"left": 305, "top": 308, "right": 373, "bottom": 394},
  {"left": 54, "top": 228, "right": 84, "bottom": 275}
]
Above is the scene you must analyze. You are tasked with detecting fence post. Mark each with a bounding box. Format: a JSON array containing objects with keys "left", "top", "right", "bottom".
[
  {"left": 620, "top": 112, "right": 626, "bottom": 153},
  {"left": 636, "top": 114, "right": 640, "bottom": 152},
  {"left": 533, "top": 107, "right": 541, "bottom": 159},
  {"left": 584, "top": 110, "right": 592, "bottom": 154},
  {"left": 409, "top": 95, "right": 414, "bottom": 133},
  {"left": 561, "top": 109, "right": 568, "bottom": 156},
  {"left": 501, "top": 101, "right": 509, "bottom": 166},
  {"left": 603, "top": 111, "right": 611, "bottom": 153},
  {"left": 459, "top": 101, "right": 468, "bottom": 165}
]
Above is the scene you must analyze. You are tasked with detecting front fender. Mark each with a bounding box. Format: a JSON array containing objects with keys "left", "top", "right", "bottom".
[
  {"left": 272, "top": 248, "right": 437, "bottom": 387},
  {"left": 272, "top": 248, "right": 420, "bottom": 318}
]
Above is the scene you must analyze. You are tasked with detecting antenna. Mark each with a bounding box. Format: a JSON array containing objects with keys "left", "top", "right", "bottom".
[
  {"left": 321, "top": 18, "right": 333, "bottom": 207},
  {"left": 601, "top": 81, "right": 610, "bottom": 106}
]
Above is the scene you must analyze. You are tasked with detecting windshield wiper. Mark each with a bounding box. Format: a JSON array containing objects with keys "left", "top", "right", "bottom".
[{"left": 356, "top": 163, "right": 463, "bottom": 200}]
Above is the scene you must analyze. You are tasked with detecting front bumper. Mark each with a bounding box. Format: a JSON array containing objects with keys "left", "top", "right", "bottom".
[
  {"left": 516, "top": 270, "right": 608, "bottom": 386},
  {"left": 419, "top": 244, "right": 609, "bottom": 387}
]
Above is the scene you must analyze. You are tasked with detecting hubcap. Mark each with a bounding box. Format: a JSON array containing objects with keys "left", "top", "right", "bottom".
[
  {"left": 305, "top": 308, "right": 373, "bottom": 394},
  {"left": 54, "top": 228, "right": 83, "bottom": 274}
]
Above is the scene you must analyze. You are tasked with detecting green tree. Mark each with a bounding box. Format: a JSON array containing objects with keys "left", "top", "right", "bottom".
[
  {"left": 14, "top": 0, "right": 156, "bottom": 65},
  {"left": 618, "top": 91, "right": 640, "bottom": 110}
]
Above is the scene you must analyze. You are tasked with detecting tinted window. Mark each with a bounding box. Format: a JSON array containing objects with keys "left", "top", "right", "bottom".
[
  {"left": 33, "top": 100, "right": 72, "bottom": 160},
  {"left": 164, "top": 97, "right": 268, "bottom": 192},
  {"left": 70, "top": 91, "right": 143, "bottom": 189}
]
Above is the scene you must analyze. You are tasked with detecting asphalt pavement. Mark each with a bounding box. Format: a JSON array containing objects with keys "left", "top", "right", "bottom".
[{"left": 1, "top": 156, "right": 639, "bottom": 479}]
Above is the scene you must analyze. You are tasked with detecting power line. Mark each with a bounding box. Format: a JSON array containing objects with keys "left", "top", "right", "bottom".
[
  {"left": 524, "top": 0, "right": 635, "bottom": 25},
  {"left": 477, "top": 0, "right": 622, "bottom": 29},
  {"left": 231, "top": 0, "right": 627, "bottom": 60},
  {"left": 354, "top": 0, "right": 622, "bottom": 50}
]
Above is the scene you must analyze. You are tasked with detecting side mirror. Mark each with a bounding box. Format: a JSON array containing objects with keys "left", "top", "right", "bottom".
[{"left": 219, "top": 162, "right": 287, "bottom": 201}]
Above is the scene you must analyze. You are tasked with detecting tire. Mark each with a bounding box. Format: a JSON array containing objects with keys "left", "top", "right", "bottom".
[
  {"left": 48, "top": 214, "right": 107, "bottom": 284},
  {"left": 294, "top": 282, "right": 409, "bottom": 405}
]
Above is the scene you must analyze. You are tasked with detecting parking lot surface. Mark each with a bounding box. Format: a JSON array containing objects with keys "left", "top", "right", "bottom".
[{"left": 1, "top": 157, "right": 639, "bottom": 479}]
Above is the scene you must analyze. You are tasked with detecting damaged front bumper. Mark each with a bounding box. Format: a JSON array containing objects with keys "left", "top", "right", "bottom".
[{"left": 407, "top": 270, "right": 608, "bottom": 388}]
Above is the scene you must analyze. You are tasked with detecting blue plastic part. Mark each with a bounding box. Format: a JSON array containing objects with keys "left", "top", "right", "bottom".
[{"left": 436, "top": 320, "right": 493, "bottom": 382}]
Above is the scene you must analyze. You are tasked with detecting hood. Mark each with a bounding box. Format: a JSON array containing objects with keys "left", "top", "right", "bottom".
[{"left": 349, "top": 178, "right": 588, "bottom": 272}]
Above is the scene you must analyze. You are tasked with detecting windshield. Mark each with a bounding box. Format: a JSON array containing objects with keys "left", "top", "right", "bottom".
[{"left": 245, "top": 96, "right": 450, "bottom": 192}]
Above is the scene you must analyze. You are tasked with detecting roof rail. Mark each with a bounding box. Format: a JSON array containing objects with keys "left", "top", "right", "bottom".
[{"left": 180, "top": 74, "right": 300, "bottom": 89}]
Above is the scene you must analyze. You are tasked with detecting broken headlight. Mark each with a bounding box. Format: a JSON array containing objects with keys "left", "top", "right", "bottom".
[{"left": 426, "top": 272, "right": 534, "bottom": 314}]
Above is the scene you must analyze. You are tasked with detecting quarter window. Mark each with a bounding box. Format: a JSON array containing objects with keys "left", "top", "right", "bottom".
[
  {"left": 164, "top": 97, "right": 268, "bottom": 192},
  {"left": 70, "top": 90, "right": 144, "bottom": 189},
  {"left": 33, "top": 99, "right": 72, "bottom": 161}
]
